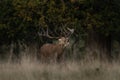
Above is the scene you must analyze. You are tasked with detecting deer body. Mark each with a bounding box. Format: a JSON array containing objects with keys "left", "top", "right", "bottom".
[
  {"left": 40, "top": 43, "right": 63, "bottom": 61},
  {"left": 39, "top": 37, "right": 69, "bottom": 62}
]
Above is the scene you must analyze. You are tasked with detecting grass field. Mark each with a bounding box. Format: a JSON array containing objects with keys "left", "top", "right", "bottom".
[{"left": 0, "top": 59, "right": 120, "bottom": 80}]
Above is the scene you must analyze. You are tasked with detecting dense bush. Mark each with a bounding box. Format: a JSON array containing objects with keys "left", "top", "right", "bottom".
[{"left": 0, "top": 0, "right": 120, "bottom": 61}]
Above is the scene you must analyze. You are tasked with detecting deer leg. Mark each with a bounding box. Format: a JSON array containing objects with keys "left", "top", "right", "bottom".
[{"left": 57, "top": 53, "right": 64, "bottom": 63}]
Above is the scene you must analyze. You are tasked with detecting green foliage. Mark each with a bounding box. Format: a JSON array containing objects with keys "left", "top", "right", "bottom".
[
  {"left": 0, "top": 0, "right": 120, "bottom": 44},
  {"left": 79, "top": 0, "right": 120, "bottom": 36}
]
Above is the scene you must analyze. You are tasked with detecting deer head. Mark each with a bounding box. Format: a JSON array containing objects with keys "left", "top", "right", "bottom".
[{"left": 38, "top": 27, "right": 74, "bottom": 62}]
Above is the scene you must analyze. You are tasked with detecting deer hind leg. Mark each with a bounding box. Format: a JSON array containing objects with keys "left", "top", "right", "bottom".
[
  {"left": 47, "top": 52, "right": 57, "bottom": 63},
  {"left": 57, "top": 53, "right": 64, "bottom": 63},
  {"left": 40, "top": 54, "right": 54, "bottom": 63},
  {"left": 39, "top": 54, "right": 48, "bottom": 63}
]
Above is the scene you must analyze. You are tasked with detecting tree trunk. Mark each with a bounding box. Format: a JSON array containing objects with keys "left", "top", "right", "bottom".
[{"left": 86, "top": 30, "right": 112, "bottom": 61}]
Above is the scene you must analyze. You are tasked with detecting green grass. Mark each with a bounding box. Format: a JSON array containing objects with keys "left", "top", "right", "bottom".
[{"left": 0, "top": 60, "right": 120, "bottom": 80}]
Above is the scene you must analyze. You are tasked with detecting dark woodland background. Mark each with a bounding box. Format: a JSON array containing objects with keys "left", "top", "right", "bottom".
[{"left": 0, "top": 0, "right": 120, "bottom": 62}]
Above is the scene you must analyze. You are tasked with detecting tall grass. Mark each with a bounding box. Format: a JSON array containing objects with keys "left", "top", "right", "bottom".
[
  {"left": 0, "top": 43, "right": 120, "bottom": 80},
  {"left": 0, "top": 58, "right": 120, "bottom": 80}
]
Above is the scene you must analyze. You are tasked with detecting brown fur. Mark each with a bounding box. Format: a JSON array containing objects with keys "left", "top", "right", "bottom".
[{"left": 39, "top": 37, "right": 68, "bottom": 62}]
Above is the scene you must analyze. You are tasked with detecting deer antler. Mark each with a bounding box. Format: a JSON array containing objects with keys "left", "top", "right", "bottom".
[
  {"left": 38, "top": 27, "right": 59, "bottom": 39},
  {"left": 38, "top": 24, "right": 74, "bottom": 39},
  {"left": 61, "top": 26, "right": 74, "bottom": 38},
  {"left": 67, "top": 27, "right": 74, "bottom": 33}
]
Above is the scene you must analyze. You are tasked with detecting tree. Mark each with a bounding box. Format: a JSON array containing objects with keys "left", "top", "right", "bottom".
[{"left": 73, "top": 0, "right": 120, "bottom": 60}]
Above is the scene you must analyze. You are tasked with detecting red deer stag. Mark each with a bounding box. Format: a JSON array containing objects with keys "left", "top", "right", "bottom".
[{"left": 38, "top": 27, "right": 74, "bottom": 62}]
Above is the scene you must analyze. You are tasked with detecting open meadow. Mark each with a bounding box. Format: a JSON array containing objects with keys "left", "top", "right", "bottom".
[{"left": 0, "top": 58, "right": 120, "bottom": 80}]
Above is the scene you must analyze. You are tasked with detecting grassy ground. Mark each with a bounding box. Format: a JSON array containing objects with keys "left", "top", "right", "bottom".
[{"left": 0, "top": 59, "right": 120, "bottom": 80}]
